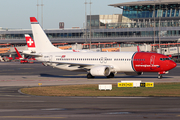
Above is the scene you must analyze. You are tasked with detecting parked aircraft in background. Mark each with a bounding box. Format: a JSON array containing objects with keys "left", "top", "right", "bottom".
[
  {"left": 14, "top": 47, "right": 35, "bottom": 63},
  {"left": 29, "top": 17, "right": 176, "bottom": 79},
  {"left": 1, "top": 56, "right": 13, "bottom": 62}
]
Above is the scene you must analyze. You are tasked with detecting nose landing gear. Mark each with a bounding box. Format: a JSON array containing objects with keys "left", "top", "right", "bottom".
[
  {"left": 158, "top": 71, "right": 168, "bottom": 79},
  {"left": 158, "top": 74, "right": 162, "bottom": 79}
]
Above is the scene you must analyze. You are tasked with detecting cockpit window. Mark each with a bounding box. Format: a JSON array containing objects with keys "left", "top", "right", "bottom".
[{"left": 160, "top": 58, "right": 170, "bottom": 61}]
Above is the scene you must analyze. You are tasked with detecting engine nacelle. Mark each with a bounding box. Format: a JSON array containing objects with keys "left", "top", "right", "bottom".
[
  {"left": 90, "top": 66, "right": 110, "bottom": 76},
  {"left": 124, "top": 72, "right": 143, "bottom": 76}
]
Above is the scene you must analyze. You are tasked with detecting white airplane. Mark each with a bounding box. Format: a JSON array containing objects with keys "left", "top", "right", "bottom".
[{"left": 30, "top": 17, "right": 176, "bottom": 79}]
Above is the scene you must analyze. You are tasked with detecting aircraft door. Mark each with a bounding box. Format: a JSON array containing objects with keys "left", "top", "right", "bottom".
[
  {"left": 104, "top": 57, "right": 107, "bottom": 63},
  {"left": 49, "top": 55, "right": 52, "bottom": 62},
  {"left": 100, "top": 57, "right": 107, "bottom": 64},
  {"left": 100, "top": 57, "right": 103, "bottom": 63}
]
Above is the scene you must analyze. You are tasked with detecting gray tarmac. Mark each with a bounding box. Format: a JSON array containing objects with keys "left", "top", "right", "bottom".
[
  {"left": 0, "top": 62, "right": 180, "bottom": 120},
  {"left": 0, "top": 62, "right": 180, "bottom": 86}
]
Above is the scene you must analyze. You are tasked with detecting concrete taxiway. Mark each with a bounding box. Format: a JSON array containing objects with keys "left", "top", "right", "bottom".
[
  {"left": 0, "top": 62, "right": 180, "bottom": 120},
  {"left": 0, "top": 62, "right": 180, "bottom": 86}
]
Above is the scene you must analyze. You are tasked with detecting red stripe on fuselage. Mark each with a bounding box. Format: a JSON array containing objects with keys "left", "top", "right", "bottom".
[{"left": 133, "top": 52, "right": 176, "bottom": 72}]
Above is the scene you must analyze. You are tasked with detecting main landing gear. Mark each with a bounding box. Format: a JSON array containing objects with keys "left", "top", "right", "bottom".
[
  {"left": 87, "top": 73, "right": 94, "bottom": 79},
  {"left": 106, "top": 72, "right": 114, "bottom": 78}
]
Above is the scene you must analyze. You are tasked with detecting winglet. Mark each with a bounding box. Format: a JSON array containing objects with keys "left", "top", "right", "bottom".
[
  {"left": 137, "top": 46, "right": 141, "bottom": 52},
  {"left": 30, "top": 17, "right": 38, "bottom": 23},
  {"left": 14, "top": 47, "right": 22, "bottom": 58}
]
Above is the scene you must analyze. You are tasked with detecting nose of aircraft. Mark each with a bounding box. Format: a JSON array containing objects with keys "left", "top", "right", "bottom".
[{"left": 169, "top": 60, "right": 177, "bottom": 70}]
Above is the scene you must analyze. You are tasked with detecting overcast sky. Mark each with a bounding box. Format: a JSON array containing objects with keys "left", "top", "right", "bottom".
[{"left": 0, "top": 0, "right": 136, "bottom": 29}]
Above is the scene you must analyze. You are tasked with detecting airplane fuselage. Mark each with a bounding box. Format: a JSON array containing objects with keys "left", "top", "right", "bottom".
[{"left": 37, "top": 51, "right": 176, "bottom": 74}]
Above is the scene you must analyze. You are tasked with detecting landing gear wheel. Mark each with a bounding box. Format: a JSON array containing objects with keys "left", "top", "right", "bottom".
[
  {"left": 87, "top": 73, "right": 94, "bottom": 79},
  {"left": 106, "top": 73, "right": 114, "bottom": 78},
  {"left": 158, "top": 74, "right": 162, "bottom": 79}
]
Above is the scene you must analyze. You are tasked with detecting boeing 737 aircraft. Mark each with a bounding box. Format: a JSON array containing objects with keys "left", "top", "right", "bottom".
[{"left": 29, "top": 17, "right": 176, "bottom": 79}]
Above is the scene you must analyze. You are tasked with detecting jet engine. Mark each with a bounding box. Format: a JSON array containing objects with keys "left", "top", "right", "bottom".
[{"left": 90, "top": 66, "right": 110, "bottom": 76}]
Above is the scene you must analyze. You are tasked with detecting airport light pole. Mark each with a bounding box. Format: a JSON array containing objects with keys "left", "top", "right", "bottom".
[
  {"left": 153, "top": 0, "right": 156, "bottom": 52},
  {"left": 158, "top": 0, "right": 161, "bottom": 53},
  {"left": 41, "top": 0, "right": 44, "bottom": 28},
  {"left": 84, "top": 0, "right": 87, "bottom": 43},
  {"left": 89, "top": 0, "right": 92, "bottom": 49},
  {"left": 85, "top": 0, "right": 92, "bottom": 49},
  {"left": 37, "top": 0, "right": 39, "bottom": 20},
  {"left": 36, "top": 0, "right": 44, "bottom": 28}
]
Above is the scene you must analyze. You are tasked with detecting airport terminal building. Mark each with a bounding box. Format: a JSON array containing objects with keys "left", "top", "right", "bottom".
[{"left": 0, "top": 0, "right": 180, "bottom": 48}]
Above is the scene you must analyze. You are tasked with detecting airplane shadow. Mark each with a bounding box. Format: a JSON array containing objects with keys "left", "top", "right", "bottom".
[
  {"left": 40, "top": 74, "right": 87, "bottom": 78},
  {"left": 116, "top": 76, "right": 172, "bottom": 79},
  {"left": 39, "top": 74, "right": 173, "bottom": 79}
]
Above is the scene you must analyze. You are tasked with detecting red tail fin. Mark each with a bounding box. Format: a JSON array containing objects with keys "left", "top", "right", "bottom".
[
  {"left": 137, "top": 46, "right": 141, "bottom": 52},
  {"left": 25, "top": 34, "right": 35, "bottom": 48},
  {"left": 30, "top": 17, "right": 38, "bottom": 23},
  {"left": 14, "top": 47, "right": 22, "bottom": 58}
]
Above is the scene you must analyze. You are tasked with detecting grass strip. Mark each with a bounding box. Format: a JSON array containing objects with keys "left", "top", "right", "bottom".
[{"left": 21, "top": 83, "right": 180, "bottom": 97}]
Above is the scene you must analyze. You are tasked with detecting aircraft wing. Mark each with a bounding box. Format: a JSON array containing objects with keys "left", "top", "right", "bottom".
[
  {"left": 24, "top": 53, "right": 43, "bottom": 57},
  {"left": 53, "top": 61, "right": 94, "bottom": 67},
  {"left": 51, "top": 61, "right": 114, "bottom": 70}
]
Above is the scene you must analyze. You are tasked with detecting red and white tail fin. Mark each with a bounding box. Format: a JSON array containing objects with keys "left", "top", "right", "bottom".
[
  {"left": 137, "top": 46, "right": 141, "bottom": 52},
  {"left": 30, "top": 17, "right": 61, "bottom": 53},
  {"left": 14, "top": 47, "right": 23, "bottom": 59},
  {"left": 25, "top": 34, "right": 35, "bottom": 48}
]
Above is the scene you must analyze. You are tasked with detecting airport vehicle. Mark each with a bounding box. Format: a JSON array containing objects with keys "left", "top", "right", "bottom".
[
  {"left": 1, "top": 56, "right": 13, "bottom": 62},
  {"left": 14, "top": 47, "right": 35, "bottom": 63},
  {"left": 30, "top": 17, "right": 176, "bottom": 79}
]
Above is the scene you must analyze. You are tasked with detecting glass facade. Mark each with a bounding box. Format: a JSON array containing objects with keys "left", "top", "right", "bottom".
[
  {"left": 123, "top": 4, "right": 180, "bottom": 18},
  {"left": 1, "top": 20, "right": 180, "bottom": 40},
  {"left": 87, "top": 19, "right": 99, "bottom": 27}
]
